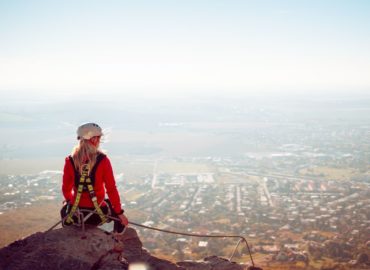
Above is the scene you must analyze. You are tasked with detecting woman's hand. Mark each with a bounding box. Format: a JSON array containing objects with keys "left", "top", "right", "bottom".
[{"left": 118, "top": 213, "right": 129, "bottom": 226}]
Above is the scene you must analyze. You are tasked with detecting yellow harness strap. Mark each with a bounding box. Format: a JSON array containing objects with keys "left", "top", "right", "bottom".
[
  {"left": 65, "top": 164, "right": 106, "bottom": 225},
  {"left": 86, "top": 177, "right": 107, "bottom": 224}
]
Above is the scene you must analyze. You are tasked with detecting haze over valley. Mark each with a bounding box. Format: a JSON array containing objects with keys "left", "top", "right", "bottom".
[{"left": 1, "top": 92, "right": 369, "bottom": 269}]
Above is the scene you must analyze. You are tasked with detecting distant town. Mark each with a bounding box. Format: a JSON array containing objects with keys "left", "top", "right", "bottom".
[
  {"left": 1, "top": 151, "right": 369, "bottom": 269},
  {"left": 1, "top": 95, "right": 369, "bottom": 269}
]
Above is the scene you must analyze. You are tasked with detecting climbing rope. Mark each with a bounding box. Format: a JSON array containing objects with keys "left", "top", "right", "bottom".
[
  {"left": 47, "top": 211, "right": 255, "bottom": 267},
  {"left": 127, "top": 219, "right": 254, "bottom": 265}
]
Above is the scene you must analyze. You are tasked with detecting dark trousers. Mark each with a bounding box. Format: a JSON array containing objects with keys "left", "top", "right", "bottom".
[{"left": 60, "top": 199, "right": 125, "bottom": 233}]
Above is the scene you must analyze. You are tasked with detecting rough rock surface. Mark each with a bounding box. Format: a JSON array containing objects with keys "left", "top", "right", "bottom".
[{"left": 0, "top": 226, "right": 249, "bottom": 270}]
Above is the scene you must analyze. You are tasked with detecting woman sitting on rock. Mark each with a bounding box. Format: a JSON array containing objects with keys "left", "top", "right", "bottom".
[{"left": 60, "top": 122, "right": 128, "bottom": 233}]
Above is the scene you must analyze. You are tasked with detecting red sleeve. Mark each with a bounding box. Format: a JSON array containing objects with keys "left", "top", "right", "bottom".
[
  {"left": 62, "top": 157, "right": 74, "bottom": 202},
  {"left": 103, "top": 157, "right": 123, "bottom": 214}
]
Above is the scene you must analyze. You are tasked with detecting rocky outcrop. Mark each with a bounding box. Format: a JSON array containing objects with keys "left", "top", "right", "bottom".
[{"left": 0, "top": 226, "right": 253, "bottom": 270}]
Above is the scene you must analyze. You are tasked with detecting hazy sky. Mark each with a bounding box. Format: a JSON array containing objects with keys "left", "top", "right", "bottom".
[{"left": 0, "top": 0, "right": 369, "bottom": 97}]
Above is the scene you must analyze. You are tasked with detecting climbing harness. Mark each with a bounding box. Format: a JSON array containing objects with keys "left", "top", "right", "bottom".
[{"left": 64, "top": 155, "right": 107, "bottom": 225}]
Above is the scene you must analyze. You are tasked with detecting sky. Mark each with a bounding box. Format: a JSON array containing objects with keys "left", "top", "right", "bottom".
[{"left": 0, "top": 0, "right": 370, "bottom": 97}]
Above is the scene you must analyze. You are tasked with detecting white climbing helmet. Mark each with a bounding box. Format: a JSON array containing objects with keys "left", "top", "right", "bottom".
[{"left": 76, "top": 123, "right": 103, "bottom": 140}]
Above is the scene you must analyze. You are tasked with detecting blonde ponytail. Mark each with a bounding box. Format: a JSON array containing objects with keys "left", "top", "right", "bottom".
[{"left": 72, "top": 139, "right": 101, "bottom": 174}]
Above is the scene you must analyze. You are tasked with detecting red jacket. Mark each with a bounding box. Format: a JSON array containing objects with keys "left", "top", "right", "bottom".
[{"left": 62, "top": 155, "right": 123, "bottom": 214}]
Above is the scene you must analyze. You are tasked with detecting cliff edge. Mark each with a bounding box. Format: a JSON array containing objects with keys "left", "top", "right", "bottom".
[{"left": 0, "top": 226, "right": 255, "bottom": 270}]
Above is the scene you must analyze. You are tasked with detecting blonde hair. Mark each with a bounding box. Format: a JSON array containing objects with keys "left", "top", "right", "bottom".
[{"left": 72, "top": 139, "right": 102, "bottom": 174}]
